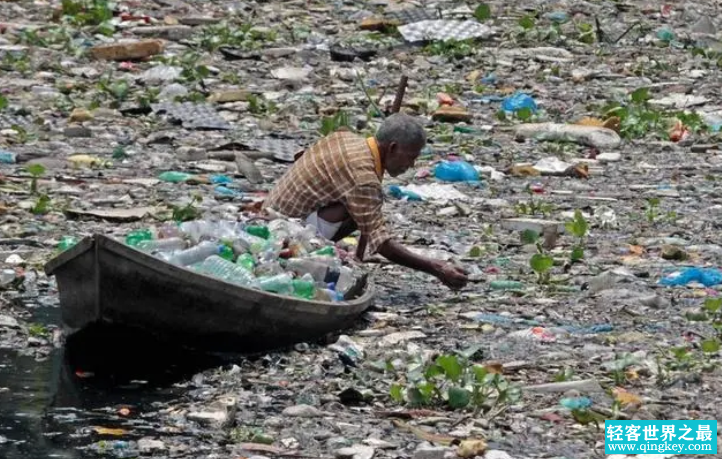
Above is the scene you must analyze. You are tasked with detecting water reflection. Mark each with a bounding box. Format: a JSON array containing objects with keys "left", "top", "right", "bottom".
[{"left": 0, "top": 322, "right": 227, "bottom": 459}]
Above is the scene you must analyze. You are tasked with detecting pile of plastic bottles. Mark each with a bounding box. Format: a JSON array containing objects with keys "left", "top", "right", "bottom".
[{"left": 121, "top": 218, "right": 358, "bottom": 302}]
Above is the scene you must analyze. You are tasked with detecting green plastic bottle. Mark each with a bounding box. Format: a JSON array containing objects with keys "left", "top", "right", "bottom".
[
  {"left": 58, "top": 236, "right": 78, "bottom": 251},
  {"left": 236, "top": 252, "right": 255, "bottom": 271},
  {"left": 158, "top": 171, "right": 194, "bottom": 183},
  {"left": 125, "top": 229, "right": 153, "bottom": 247},
  {"left": 312, "top": 246, "right": 336, "bottom": 257},
  {"left": 245, "top": 225, "right": 270, "bottom": 240},
  {"left": 292, "top": 274, "right": 316, "bottom": 299},
  {"left": 219, "top": 244, "right": 235, "bottom": 261}
]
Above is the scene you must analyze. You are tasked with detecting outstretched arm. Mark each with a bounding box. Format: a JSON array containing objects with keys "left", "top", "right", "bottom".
[{"left": 377, "top": 239, "right": 468, "bottom": 289}]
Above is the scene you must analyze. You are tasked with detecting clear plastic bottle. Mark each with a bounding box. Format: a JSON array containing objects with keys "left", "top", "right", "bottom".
[
  {"left": 258, "top": 273, "right": 293, "bottom": 295},
  {"left": 136, "top": 237, "right": 187, "bottom": 253},
  {"left": 198, "top": 255, "right": 259, "bottom": 288},
  {"left": 285, "top": 258, "right": 330, "bottom": 283},
  {"left": 335, "top": 266, "right": 355, "bottom": 295},
  {"left": 314, "top": 288, "right": 342, "bottom": 302},
  {"left": 232, "top": 232, "right": 268, "bottom": 255},
  {"left": 166, "top": 241, "right": 221, "bottom": 266},
  {"left": 255, "top": 260, "right": 284, "bottom": 277},
  {"left": 158, "top": 222, "right": 182, "bottom": 239}
]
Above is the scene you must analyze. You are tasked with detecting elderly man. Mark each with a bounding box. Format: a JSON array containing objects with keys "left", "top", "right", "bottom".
[{"left": 262, "top": 113, "right": 468, "bottom": 290}]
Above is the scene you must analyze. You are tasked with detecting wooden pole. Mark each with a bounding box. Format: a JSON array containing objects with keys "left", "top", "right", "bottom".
[{"left": 390, "top": 75, "right": 408, "bottom": 114}]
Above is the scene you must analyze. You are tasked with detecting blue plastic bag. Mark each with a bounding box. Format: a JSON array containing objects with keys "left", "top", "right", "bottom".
[
  {"left": 658, "top": 267, "right": 722, "bottom": 287},
  {"left": 434, "top": 160, "right": 480, "bottom": 182},
  {"left": 388, "top": 185, "right": 423, "bottom": 201},
  {"left": 501, "top": 92, "right": 538, "bottom": 113},
  {"left": 560, "top": 397, "right": 592, "bottom": 410}
]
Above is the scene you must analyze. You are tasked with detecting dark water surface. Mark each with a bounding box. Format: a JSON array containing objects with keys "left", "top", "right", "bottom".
[{"left": 0, "top": 306, "right": 225, "bottom": 459}]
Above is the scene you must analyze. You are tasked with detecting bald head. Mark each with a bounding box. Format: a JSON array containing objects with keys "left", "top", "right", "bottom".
[{"left": 375, "top": 113, "right": 426, "bottom": 177}]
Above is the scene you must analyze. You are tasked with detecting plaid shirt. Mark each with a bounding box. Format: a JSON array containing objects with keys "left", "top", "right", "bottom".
[{"left": 263, "top": 131, "right": 391, "bottom": 256}]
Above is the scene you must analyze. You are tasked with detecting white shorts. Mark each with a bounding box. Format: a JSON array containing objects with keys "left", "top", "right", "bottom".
[{"left": 306, "top": 211, "right": 343, "bottom": 240}]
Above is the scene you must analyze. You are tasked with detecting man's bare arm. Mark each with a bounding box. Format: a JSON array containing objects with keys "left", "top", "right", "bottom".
[{"left": 377, "top": 239, "right": 442, "bottom": 275}]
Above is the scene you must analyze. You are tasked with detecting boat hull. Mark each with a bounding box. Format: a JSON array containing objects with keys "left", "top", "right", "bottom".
[{"left": 45, "top": 235, "right": 374, "bottom": 353}]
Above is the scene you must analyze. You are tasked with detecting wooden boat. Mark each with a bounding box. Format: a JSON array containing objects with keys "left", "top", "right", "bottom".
[{"left": 44, "top": 235, "right": 375, "bottom": 353}]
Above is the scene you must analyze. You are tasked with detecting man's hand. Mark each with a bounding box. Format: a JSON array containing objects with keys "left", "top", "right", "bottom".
[
  {"left": 378, "top": 240, "right": 470, "bottom": 291},
  {"left": 434, "top": 262, "right": 469, "bottom": 290}
]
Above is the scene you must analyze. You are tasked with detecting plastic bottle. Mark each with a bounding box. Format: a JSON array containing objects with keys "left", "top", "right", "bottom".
[
  {"left": 434, "top": 160, "right": 480, "bottom": 182},
  {"left": 489, "top": 280, "right": 525, "bottom": 290},
  {"left": 159, "top": 171, "right": 194, "bottom": 183},
  {"left": 292, "top": 274, "right": 316, "bottom": 299},
  {"left": 232, "top": 232, "right": 268, "bottom": 255},
  {"left": 255, "top": 259, "right": 285, "bottom": 277},
  {"left": 125, "top": 229, "right": 153, "bottom": 247},
  {"left": 258, "top": 273, "right": 294, "bottom": 295},
  {"left": 285, "top": 258, "right": 330, "bottom": 282},
  {"left": 315, "top": 288, "right": 342, "bottom": 302},
  {"left": 158, "top": 222, "right": 182, "bottom": 239},
  {"left": 0, "top": 150, "right": 17, "bottom": 164},
  {"left": 136, "top": 237, "right": 187, "bottom": 253},
  {"left": 210, "top": 174, "right": 232, "bottom": 184},
  {"left": 335, "top": 266, "right": 355, "bottom": 295},
  {"left": 0, "top": 269, "right": 16, "bottom": 287},
  {"left": 166, "top": 241, "right": 222, "bottom": 266},
  {"left": 58, "top": 236, "right": 79, "bottom": 251},
  {"left": 219, "top": 244, "right": 235, "bottom": 261},
  {"left": 246, "top": 225, "right": 270, "bottom": 240},
  {"left": 312, "top": 246, "right": 336, "bottom": 257},
  {"left": 198, "top": 255, "right": 259, "bottom": 288},
  {"left": 236, "top": 252, "right": 255, "bottom": 271}
]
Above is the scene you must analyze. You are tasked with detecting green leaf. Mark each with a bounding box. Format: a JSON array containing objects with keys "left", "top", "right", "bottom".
[
  {"left": 518, "top": 14, "right": 535, "bottom": 30},
  {"left": 390, "top": 383, "right": 404, "bottom": 403},
  {"left": 516, "top": 107, "right": 533, "bottom": 121},
  {"left": 571, "top": 246, "right": 584, "bottom": 262},
  {"left": 423, "top": 363, "right": 445, "bottom": 380},
  {"left": 565, "top": 209, "right": 588, "bottom": 238},
  {"left": 631, "top": 87, "right": 650, "bottom": 104},
  {"left": 701, "top": 339, "right": 720, "bottom": 354},
  {"left": 472, "top": 365, "right": 488, "bottom": 383},
  {"left": 474, "top": 4, "right": 491, "bottom": 22},
  {"left": 406, "top": 387, "right": 426, "bottom": 407},
  {"left": 418, "top": 381, "right": 437, "bottom": 401},
  {"left": 530, "top": 253, "right": 553, "bottom": 274},
  {"left": 31, "top": 194, "right": 50, "bottom": 215},
  {"left": 447, "top": 386, "right": 471, "bottom": 409},
  {"left": 703, "top": 298, "right": 722, "bottom": 314},
  {"left": 436, "top": 354, "right": 463, "bottom": 382},
  {"left": 468, "top": 245, "right": 483, "bottom": 257},
  {"left": 459, "top": 344, "right": 484, "bottom": 360},
  {"left": 521, "top": 229, "right": 539, "bottom": 244},
  {"left": 0, "top": 95, "right": 8, "bottom": 111},
  {"left": 26, "top": 164, "right": 46, "bottom": 177}
]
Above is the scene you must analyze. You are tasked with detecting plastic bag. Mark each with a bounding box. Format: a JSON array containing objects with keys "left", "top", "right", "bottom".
[
  {"left": 388, "top": 185, "right": 423, "bottom": 201},
  {"left": 501, "top": 92, "right": 537, "bottom": 113},
  {"left": 658, "top": 267, "right": 722, "bottom": 287},
  {"left": 434, "top": 160, "right": 480, "bottom": 182}
]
